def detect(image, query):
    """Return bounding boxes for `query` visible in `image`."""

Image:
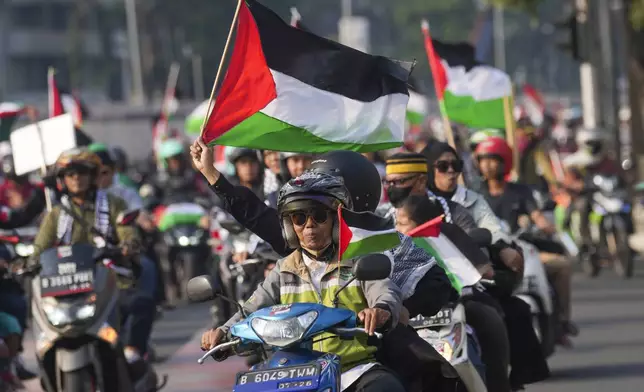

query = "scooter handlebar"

[197,339,241,364]
[331,327,383,339]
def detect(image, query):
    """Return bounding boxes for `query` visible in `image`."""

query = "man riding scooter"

[29,149,156,367]
[475,136,579,346]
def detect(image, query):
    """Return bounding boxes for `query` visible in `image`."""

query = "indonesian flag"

[337,207,401,261]
[202,0,412,153]
[61,92,84,128]
[48,69,64,118]
[422,20,512,129]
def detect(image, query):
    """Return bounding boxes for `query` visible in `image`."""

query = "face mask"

[387,186,413,207]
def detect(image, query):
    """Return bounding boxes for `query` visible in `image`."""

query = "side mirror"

[468,228,492,248]
[187,275,219,303]
[116,209,140,226]
[219,219,245,235]
[352,253,392,281]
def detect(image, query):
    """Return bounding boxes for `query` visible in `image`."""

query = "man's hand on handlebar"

[358,307,391,336]
[201,328,227,351]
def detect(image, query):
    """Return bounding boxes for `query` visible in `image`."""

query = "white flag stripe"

[348,226,398,243]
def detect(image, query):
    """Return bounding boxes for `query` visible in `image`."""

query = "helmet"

[282,152,313,160]
[111,147,128,171]
[277,171,351,249]
[88,143,114,167]
[575,128,605,155]
[469,129,505,150]
[228,148,260,164]
[55,149,102,177]
[309,151,381,212]
[158,139,185,160]
[1,155,16,178]
[475,137,513,177]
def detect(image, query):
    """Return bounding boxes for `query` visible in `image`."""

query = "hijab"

[425,142,460,200]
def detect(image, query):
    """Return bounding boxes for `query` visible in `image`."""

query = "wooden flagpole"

[421,20,463,185]
[503,91,520,180]
[199,0,244,137]
[421,19,457,150]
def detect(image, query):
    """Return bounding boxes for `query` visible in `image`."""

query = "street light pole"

[493,6,506,71]
[342,0,352,17]
[124,0,145,106]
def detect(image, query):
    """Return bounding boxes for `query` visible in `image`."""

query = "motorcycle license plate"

[236,364,319,387]
[410,308,453,328]
[40,269,94,297]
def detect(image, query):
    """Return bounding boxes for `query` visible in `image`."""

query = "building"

[0,0,127,103]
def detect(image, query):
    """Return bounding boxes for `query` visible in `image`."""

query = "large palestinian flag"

[422,20,512,129]
[338,207,401,261]
[202,0,413,153]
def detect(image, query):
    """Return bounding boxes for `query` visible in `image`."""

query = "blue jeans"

[118,256,158,355]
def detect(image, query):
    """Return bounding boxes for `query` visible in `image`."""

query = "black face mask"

[387,186,413,207]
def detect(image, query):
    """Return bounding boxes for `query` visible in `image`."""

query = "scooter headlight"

[41,296,97,327]
[250,311,318,347]
[15,243,35,257]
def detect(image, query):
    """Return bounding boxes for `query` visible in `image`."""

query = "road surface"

[23,265,644,391]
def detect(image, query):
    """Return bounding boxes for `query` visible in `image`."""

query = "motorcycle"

[186,254,391,392]
[554,174,634,278]
[29,208,166,392]
[406,228,490,392]
[158,202,211,299]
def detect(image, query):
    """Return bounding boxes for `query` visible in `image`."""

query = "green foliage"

[489,0,541,15]
[631,0,644,29]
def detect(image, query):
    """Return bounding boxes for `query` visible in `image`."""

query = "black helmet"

[111,147,128,171]
[1,155,15,178]
[228,148,260,164]
[309,151,381,212]
[277,171,351,249]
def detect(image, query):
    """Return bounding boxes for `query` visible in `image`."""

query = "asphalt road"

[22,264,644,391]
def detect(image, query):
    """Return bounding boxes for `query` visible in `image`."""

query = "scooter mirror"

[219,219,245,235]
[187,275,219,302]
[116,209,140,226]
[352,254,392,281]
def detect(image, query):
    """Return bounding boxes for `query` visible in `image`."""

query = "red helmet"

[475,136,513,177]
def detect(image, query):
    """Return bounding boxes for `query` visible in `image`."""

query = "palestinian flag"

[48,68,64,118]
[155,203,207,232]
[421,20,512,129]
[203,0,413,153]
[407,89,428,126]
[0,103,25,142]
[338,207,401,261]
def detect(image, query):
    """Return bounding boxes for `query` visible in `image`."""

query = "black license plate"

[41,270,94,297]
[410,308,453,328]
[236,364,319,386]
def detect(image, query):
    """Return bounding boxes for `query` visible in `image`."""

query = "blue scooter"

[186,254,392,392]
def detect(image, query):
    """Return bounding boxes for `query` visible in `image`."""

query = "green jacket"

[221,249,401,372]
[31,194,138,264]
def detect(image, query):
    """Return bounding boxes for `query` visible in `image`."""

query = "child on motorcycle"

[201,172,406,392]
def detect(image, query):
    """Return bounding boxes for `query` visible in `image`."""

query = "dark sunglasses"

[289,208,331,226]
[434,160,464,174]
[383,174,420,188]
[63,167,91,177]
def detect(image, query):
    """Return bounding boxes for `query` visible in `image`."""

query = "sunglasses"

[383,175,420,188]
[289,208,331,226]
[63,167,90,177]
[434,160,464,174]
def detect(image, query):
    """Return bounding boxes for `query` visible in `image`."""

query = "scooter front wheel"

[62,367,96,392]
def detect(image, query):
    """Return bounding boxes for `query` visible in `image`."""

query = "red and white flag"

[48,68,64,118]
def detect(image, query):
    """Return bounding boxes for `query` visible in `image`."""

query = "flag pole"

[155,62,181,171]
[421,20,463,185]
[421,19,456,150]
[33,74,54,211]
[199,0,244,137]
[503,91,520,180]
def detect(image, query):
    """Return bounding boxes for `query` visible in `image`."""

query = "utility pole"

[124,0,145,106]
[576,0,600,128]
[493,6,506,71]
[0,0,10,99]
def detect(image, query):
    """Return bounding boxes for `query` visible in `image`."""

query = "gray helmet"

[278,172,352,249]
